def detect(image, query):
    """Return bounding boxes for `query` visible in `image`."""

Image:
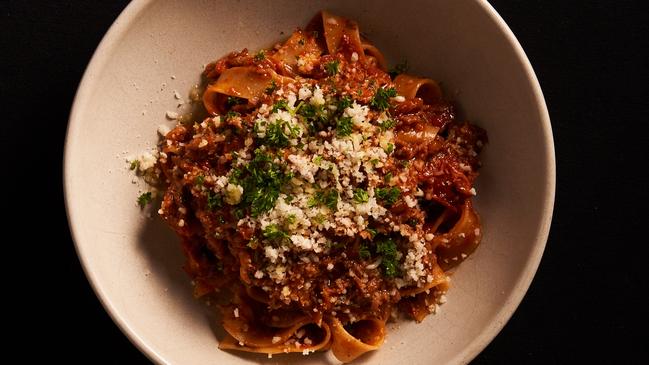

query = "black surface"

[3,1,646,363]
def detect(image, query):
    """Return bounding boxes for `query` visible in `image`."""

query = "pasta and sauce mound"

[150,11,487,362]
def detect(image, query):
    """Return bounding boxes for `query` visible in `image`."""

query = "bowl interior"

[65,0,554,364]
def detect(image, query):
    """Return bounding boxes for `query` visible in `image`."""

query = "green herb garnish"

[376,238,399,277]
[324,60,340,76]
[308,189,339,211]
[336,116,353,137]
[359,244,371,260]
[137,192,152,208]
[254,50,266,61]
[370,87,397,111]
[265,80,277,95]
[207,192,222,211]
[378,118,397,131]
[353,188,369,203]
[375,187,400,206]
[194,175,205,186]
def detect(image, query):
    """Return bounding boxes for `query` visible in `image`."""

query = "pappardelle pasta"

[151,11,487,362]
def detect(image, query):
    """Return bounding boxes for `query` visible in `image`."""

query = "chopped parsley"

[385,143,394,154]
[308,189,339,211]
[207,192,222,211]
[237,150,293,217]
[359,244,371,260]
[336,116,353,137]
[194,175,205,186]
[384,172,393,183]
[260,119,300,148]
[376,238,399,277]
[376,187,401,206]
[262,224,290,244]
[388,60,409,78]
[265,80,277,95]
[298,103,330,131]
[378,118,397,131]
[271,99,288,113]
[129,160,139,170]
[137,192,152,208]
[324,60,340,76]
[254,50,266,61]
[370,87,397,111]
[225,110,240,120]
[353,188,369,203]
[337,95,352,110]
[286,214,297,225]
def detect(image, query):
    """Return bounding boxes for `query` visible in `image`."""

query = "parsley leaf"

[385,143,394,154]
[137,192,152,208]
[262,224,290,244]
[370,87,397,111]
[260,119,300,148]
[271,99,288,114]
[378,118,397,131]
[298,103,331,131]
[353,188,369,203]
[337,96,352,110]
[254,50,266,61]
[359,244,371,260]
[336,116,353,137]
[237,150,293,217]
[308,189,339,211]
[376,238,399,277]
[194,175,205,186]
[207,192,222,211]
[375,187,401,206]
[324,60,340,76]
[265,80,277,95]
[225,110,240,120]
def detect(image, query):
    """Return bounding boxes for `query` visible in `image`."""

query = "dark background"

[2,0,646,363]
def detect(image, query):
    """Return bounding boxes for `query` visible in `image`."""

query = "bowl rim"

[64,0,555,363]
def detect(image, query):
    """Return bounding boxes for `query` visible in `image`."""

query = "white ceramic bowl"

[65,0,555,364]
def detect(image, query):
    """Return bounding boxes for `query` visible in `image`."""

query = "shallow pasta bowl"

[64,0,555,364]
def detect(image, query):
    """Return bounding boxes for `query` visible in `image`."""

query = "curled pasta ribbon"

[202,66,294,115]
[219,293,331,354]
[398,263,450,322]
[393,74,443,104]
[320,11,365,58]
[329,316,386,363]
[270,30,324,76]
[361,43,388,71]
[219,323,332,355]
[434,200,482,270]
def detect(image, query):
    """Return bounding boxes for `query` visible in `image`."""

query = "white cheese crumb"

[326,263,334,271]
[469,187,477,196]
[254,270,264,279]
[351,52,359,62]
[233,308,239,318]
[223,184,243,205]
[157,124,171,137]
[272,336,282,344]
[393,95,406,102]
[298,86,313,100]
[310,86,325,105]
[198,139,208,148]
[178,219,185,227]
[165,111,178,120]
